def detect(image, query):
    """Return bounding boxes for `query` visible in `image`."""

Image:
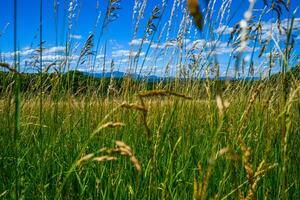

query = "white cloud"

[215,25,234,35]
[213,18,300,41]
[20,48,36,56]
[281,18,300,31]
[150,43,164,49]
[252,18,300,41]
[70,34,82,40]
[150,40,178,49]
[44,46,66,54]
[2,49,35,57]
[183,39,192,44]
[112,50,130,57]
[164,40,177,48]
[129,38,150,46]
[42,55,70,61]
[147,39,190,50]
[110,39,124,50]
[112,49,145,58]
[185,38,255,56]
[2,46,66,58]
[186,39,206,49]
[37,55,79,62]
[96,54,105,59]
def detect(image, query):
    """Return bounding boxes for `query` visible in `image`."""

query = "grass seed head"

[187,0,203,30]
[93,156,118,162]
[130,156,141,172]
[77,153,95,165]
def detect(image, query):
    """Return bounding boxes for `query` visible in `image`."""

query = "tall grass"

[13,0,20,199]
[0,0,299,199]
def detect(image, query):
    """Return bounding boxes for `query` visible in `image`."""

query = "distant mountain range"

[1,64,298,82]
[81,70,262,81]
[82,71,166,82]
[80,64,300,81]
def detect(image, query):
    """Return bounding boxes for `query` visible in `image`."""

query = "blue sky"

[0,0,299,77]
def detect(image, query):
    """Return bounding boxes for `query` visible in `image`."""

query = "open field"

[0,80,299,199]
[1,0,300,199]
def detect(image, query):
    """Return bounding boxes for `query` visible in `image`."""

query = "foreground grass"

[0,81,299,199]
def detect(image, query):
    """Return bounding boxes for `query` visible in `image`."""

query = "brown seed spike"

[0,62,17,73]
[187,0,203,30]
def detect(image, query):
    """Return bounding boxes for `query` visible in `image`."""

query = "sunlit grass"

[0,83,299,199]
[0,0,299,199]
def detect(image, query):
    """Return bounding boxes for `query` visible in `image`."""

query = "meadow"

[0,0,299,199]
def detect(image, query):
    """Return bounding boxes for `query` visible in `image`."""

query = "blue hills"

[81,70,261,81]
[82,71,165,82]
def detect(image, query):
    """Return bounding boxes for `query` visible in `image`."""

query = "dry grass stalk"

[94,122,125,134]
[152,109,167,167]
[238,83,264,134]
[93,156,117,162]
[262,91,273,111]
[0,62,10,68]
[239,138,254,196]
[194,162,203,200]
[77,153,95,166]
[114,146,132,156]
[77,140,141,172]
[216,95,230,118]
[121,102,148,112]
[215,147,230,160]
[43,62,56,73]
[214,193,219,200]
[201,165,213,200]
[100,122,125,129]
[138,97,152,138]
[120,100,151,138]
[245,160,265,199]
[187,0,203,30]
[114,140,141,172]
[129,156,141,172]
[77,154,117,166]
[221,162,278,200]
[194,176,199,200]
[0,62,17,73]
[243,161,279,200]
[238,137,277,200]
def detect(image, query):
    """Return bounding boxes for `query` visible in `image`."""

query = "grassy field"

[0,0,300,199]
[0,79,299,199]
